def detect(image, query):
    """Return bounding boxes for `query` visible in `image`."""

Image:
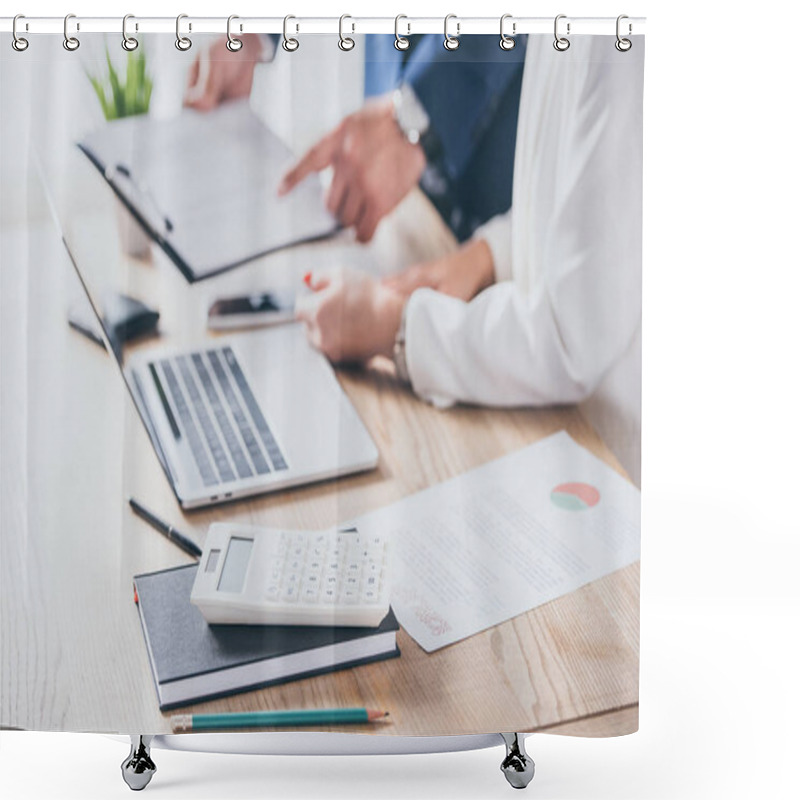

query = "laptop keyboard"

[153,346,288,487]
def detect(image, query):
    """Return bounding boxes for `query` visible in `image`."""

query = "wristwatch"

[392,301,411,385]
[392,83,442,165]
[392,83,430,146]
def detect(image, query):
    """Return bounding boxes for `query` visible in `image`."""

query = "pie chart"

[550,482,601,511]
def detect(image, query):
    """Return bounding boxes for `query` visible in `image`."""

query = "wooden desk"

[0,185,638,737]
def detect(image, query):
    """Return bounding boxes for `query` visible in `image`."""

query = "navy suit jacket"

[365,35,526,241]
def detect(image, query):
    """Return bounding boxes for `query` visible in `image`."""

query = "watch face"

[393,85,430,144]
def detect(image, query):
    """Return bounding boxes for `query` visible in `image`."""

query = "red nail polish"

[303,272,312,287]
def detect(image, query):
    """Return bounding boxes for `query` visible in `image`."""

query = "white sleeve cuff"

[473,212,513,283]
[404,289,460,409]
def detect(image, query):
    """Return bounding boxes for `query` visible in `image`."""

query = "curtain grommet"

[122,14,138,51]
[499,14,516,51]
[615,15,632,51]
[63,14,80,51]
[282,15,299,52]
[338,14,355,51]
[12,14,29,51]
[226,15,243,52]
[444,14,460,51]
[394,15,410,51]
[553,14,570,52]
[176,14,192,51]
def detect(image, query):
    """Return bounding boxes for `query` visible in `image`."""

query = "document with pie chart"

[356,431,641,652]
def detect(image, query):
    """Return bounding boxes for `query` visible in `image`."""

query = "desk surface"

[0,186,639,737]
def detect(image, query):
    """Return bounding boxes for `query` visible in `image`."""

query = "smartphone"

[207,291,296,331]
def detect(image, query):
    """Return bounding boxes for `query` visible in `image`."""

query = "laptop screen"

[34,148,135,372]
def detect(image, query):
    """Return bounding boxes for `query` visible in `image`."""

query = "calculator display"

[217,537,254,593]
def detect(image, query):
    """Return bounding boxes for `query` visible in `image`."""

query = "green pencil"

[171,708,390,732]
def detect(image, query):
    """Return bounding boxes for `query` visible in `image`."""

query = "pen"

[171,708,390,732]
[128,497,202,559]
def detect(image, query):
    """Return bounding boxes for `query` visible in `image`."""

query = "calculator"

[190,523,391,628]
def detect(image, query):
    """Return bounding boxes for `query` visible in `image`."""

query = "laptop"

[38,159,379,510]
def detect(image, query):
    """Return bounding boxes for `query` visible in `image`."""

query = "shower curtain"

[0,23,643,742]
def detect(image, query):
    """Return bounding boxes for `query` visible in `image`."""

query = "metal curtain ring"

[443,14,460,51]
[338,14,355,51]
[282,15,299,52]
[12,14,29,51]
[394,15,410,51]
[176,14,192,51]
[499,14,516,51]
[63,14,80,51]
[122,14,138,51]
[226,15,243,52]
[615,14,632,51]
[553,14,570,51]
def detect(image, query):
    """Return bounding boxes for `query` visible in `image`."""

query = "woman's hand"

[381,238,496,301]
[295,267,405,364]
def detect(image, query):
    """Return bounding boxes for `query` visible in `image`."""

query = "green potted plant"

[88,47,153,121]
[88,47,154,257]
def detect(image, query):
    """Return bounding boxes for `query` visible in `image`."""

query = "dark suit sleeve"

[402,35,527,181]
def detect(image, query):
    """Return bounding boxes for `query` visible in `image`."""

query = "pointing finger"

[279,127,342,196]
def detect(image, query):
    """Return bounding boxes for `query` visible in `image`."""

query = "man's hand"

[184,34,263,111]
[279,100,426,243]
[382,238,496,302]
[295,267,405,364]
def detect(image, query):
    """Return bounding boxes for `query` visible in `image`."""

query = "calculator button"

[363,589,379,603]
[342,587,359,604]
[285,572,300,588]
[281,585,299,602]
[302,586,318,602]
[264,584,280,601]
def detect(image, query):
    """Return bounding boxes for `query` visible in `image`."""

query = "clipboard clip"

[106,163,174,237]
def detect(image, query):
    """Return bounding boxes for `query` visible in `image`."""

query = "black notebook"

[133,564,400,710]
[78,101,338,282]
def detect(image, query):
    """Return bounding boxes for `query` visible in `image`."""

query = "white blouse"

[404,34,644,408]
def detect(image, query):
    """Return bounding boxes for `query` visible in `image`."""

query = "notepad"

[133,564,400,710]
[78,101,338,282]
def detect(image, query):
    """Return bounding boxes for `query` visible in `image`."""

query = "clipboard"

[77,101,339,282]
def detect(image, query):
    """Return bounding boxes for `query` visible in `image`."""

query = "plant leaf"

[106,48,125,119]
[87,73,112,120]
[125,52,137,115]
[88,42,151,120]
